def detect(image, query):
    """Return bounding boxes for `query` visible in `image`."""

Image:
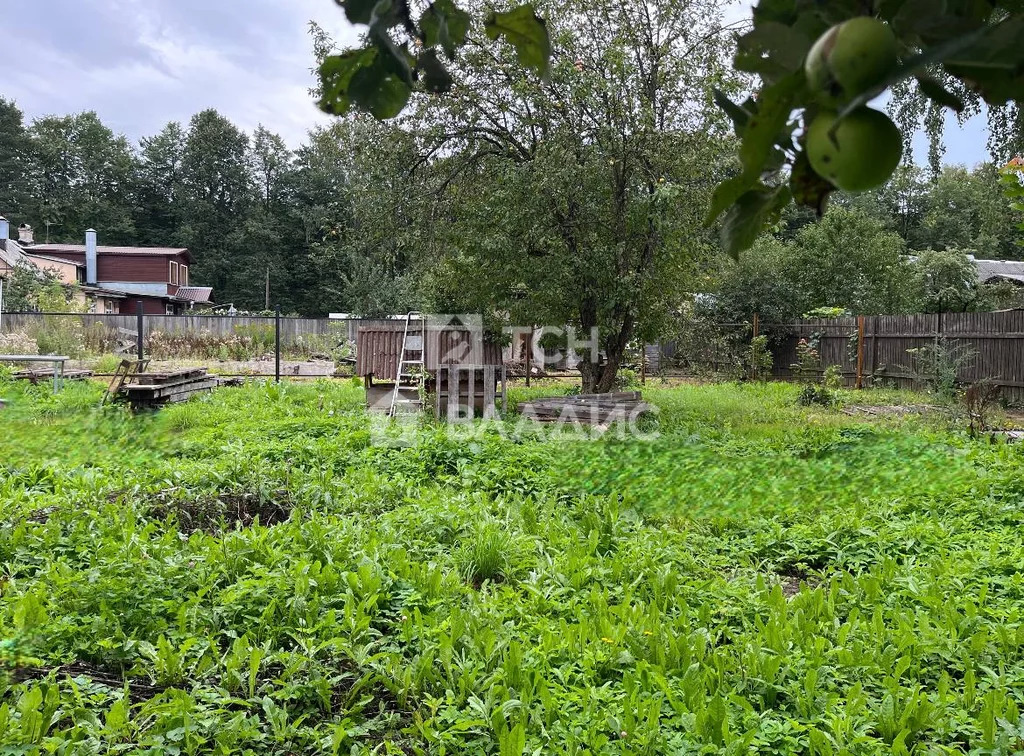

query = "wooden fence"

[654,311,1024,403]
[0,313,399,346]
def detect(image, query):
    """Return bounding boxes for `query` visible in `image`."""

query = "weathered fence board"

[656,311,1024,403]
[0,313,384,346]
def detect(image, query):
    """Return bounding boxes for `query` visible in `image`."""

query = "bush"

[798,383,837,407]
[0,332,38,355]
[747,335,774,381]
[612,368,641,391]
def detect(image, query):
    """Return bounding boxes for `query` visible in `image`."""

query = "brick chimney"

[17,224,33,245]
[85,229,97,285]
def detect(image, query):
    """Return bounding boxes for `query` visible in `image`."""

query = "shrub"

[747,335,774,381]
[906,338,975,400]
[0,331,38,355]
[798,383,837,407]
[612,368,641,391]
[790,337,822,382]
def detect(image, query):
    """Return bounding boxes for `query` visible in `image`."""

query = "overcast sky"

[3,0,992,167]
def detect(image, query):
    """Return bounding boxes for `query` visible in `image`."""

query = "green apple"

[805,17,899,103]
[805,108,903,192]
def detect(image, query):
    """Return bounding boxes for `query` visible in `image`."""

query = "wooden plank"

[447,365,459,422]
[483,366,496,419]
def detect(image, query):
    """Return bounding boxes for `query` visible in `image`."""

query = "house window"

[169,261,179,285]
[104,300,116,314]
[180,265,188,286]
[165,303,175,315]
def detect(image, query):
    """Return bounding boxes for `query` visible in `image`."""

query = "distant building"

[0,217,212,314]
[968,255,1024,286]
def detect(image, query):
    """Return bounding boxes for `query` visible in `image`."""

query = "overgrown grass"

[2,377,1023,754]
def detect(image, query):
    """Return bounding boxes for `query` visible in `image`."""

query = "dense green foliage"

[3,380,1024,753]
[0,100,414,317]
[708,1,1024,253]
[704,165,1024,324]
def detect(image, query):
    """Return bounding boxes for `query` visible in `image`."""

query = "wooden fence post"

[871,315,879,386]
[855,315,865,389]
[525,327,533,387]
[136,301,144,360]
[447,365,460,423]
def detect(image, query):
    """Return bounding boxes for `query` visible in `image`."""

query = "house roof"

[356,323,503,378]
[0,239,34,270]
[25,253,85,268]
[27,243,191,260]
[176,286,213,303]
[969,256,1024,285]
[80,285,126,299]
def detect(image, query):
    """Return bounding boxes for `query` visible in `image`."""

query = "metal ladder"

[388,312,426,417]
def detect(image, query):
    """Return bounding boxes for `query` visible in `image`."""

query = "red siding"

[118,297,175,315]
[27,250,189,286]
[98,255,169,283]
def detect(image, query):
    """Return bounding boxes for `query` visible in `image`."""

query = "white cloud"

[4,0,360,148]
[4,0,993,166]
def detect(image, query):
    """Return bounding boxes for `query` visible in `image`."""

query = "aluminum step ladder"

[388,312,426,417]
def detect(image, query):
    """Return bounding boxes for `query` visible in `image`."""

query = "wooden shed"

[356,321,507,418]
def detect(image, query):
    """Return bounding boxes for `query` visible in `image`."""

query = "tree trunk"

[578,310,635,394]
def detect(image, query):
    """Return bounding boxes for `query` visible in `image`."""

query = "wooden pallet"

[519,391,651,425]
[15,368,93,382]
[115,366,218,410]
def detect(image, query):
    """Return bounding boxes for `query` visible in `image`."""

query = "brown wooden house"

[27,229,211,314]
[356,321,507,418]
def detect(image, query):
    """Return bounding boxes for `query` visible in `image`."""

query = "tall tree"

[0,98,35,226]
[135,122,185,247]
[26,112,136,243]
[400,0,738,391]
[179,109,252,303]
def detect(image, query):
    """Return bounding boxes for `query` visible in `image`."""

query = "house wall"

[25,257,81,286]
[118,297,173,315]
[28,250,188,288]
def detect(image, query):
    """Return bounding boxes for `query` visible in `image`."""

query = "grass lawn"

[1,377,1023,754]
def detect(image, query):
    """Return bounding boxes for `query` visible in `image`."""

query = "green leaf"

[738,75,800,181]
[915,75,965,112]
[350,59,413,119]
[713,89,754,138]
[720,184,791,257]
[318,44,413,120]
[944,16,1024,104]
[421,0,471,58]
[484,4,551,78]
[318,47,379,116]
[734,21,812,80]
[705,174,754,226]
[339,0,379,25]
[418,50,454,93]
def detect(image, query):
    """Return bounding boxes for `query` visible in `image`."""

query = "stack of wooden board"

[120,367,218,409]
[518,391,650,425]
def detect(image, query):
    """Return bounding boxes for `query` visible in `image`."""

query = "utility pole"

[265,267,270,311]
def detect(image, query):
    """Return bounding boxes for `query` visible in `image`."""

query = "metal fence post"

[136,301,144,360]
[275,306,281,383]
